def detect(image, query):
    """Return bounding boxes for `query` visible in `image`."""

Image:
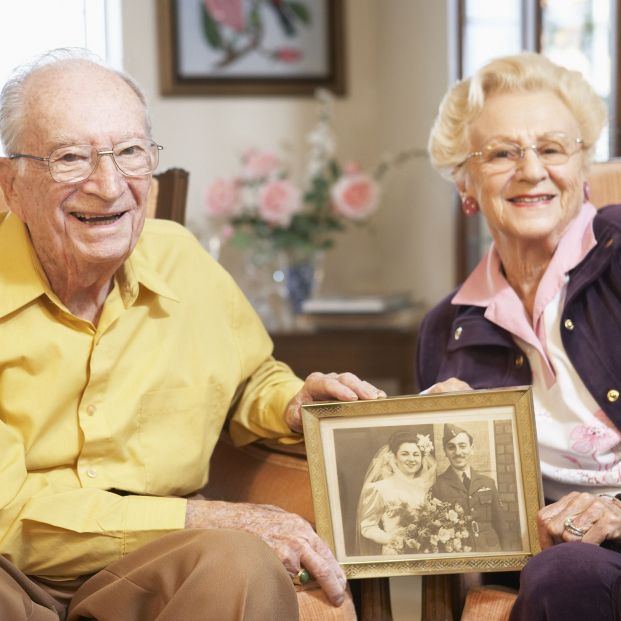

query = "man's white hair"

[0,47,152,154]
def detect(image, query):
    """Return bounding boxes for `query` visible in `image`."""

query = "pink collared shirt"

[452,203,621,500]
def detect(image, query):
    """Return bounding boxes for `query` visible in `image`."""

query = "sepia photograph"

[302,387,544,579]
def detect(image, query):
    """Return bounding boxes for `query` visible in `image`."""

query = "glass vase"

[241,242,291,331]
[240,244,325,330]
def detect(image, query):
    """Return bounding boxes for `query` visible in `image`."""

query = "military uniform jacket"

[431,467,507,552]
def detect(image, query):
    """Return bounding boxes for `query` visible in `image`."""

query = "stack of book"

[298,293,424,328]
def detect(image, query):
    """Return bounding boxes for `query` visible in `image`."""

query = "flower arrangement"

[204,90,417,259]
[389,497,473,555]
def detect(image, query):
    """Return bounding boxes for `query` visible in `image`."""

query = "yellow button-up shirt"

[0,212,303,578]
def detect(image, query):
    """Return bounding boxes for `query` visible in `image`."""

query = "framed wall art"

[302,386,544,579]
[158,0,346,96]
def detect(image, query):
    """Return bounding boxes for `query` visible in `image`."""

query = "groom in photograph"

[431,424,508,552]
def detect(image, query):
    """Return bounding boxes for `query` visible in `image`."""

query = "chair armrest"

[460,585,517,621]
[202,433,315,523]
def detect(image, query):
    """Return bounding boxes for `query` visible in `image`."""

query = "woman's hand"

[537,492,621,549]
[420,377,473,395]
[285,372,386,432]
[186,499,347,606]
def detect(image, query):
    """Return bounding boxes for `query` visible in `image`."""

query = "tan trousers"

[0,529,299,621]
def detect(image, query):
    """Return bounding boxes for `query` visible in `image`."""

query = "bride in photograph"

[357,430,436,555]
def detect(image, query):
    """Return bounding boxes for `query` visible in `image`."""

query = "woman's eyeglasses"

[462,133,583,173]
[9,138,163,183]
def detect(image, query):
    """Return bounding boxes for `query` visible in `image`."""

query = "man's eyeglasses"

[9,139,163,183]
[462,133,583,173]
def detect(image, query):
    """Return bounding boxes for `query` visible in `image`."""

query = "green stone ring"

[293,568,312,585]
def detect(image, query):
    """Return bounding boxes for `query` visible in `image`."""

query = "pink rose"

[203,0,245,32]
[204,177,240,218]
[331,173,380,221]
[258,179,302,227]
[242,149,280,180]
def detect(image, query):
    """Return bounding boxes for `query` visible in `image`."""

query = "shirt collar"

[119,233,180,305]
[452,202,598,308]
[451,466,472,480]
[450,203,597,387]
[0,213,179,320]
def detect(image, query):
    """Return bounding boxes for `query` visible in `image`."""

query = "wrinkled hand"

[537,491,621,549]
[185,499,347,606]
[420,377,473,395]
[285,371,386,432]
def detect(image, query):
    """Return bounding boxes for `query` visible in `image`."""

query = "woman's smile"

[507,193,556,207]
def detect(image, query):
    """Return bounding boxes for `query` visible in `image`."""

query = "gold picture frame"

[158,0,346,96]
[302,386,543,579]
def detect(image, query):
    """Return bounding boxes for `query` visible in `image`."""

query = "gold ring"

[292,568,312,585]
[563,516,588,538]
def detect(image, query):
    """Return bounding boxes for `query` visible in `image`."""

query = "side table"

[270,325,419,395]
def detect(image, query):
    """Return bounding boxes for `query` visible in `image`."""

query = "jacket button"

[514,354,524,368]
[564,319,575,331]
[607,389,620,403]
[454,326,463,340]
[604,238,614,248]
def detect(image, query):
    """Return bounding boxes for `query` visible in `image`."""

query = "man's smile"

[70,210,128,224]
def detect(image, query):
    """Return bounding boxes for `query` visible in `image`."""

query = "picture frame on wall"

[302,387,544,579]
[157,0,346,96]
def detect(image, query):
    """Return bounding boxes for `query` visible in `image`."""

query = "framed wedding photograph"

[158,0,346,96]
[302,386,544,579]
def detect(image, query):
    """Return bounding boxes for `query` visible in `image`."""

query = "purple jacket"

[416,204,621,431]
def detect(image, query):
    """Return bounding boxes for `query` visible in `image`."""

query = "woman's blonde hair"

[428,52,607,179]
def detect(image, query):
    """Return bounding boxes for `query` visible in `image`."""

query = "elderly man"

[431,424,508,552]
[0,48,385,621]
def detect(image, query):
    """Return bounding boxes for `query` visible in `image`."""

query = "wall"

[122,0,455,307]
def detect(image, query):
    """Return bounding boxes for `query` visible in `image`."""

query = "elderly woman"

[357,430,436,555]
[419,52,621,620]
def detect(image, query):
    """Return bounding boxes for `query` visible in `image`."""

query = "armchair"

[151,167,189,223]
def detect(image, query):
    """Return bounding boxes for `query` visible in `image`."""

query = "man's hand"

[537,491,621,549]
[285,371,386,432]
[185,499,347,606]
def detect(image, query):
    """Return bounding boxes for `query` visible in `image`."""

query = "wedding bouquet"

[389,497,473,554]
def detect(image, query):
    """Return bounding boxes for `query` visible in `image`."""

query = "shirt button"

[86,404,96,416]
[514,354,524,368]
[454,326,463,340]
[86,469,97,478]
[564,319,575,331]
[607,389,620,403]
